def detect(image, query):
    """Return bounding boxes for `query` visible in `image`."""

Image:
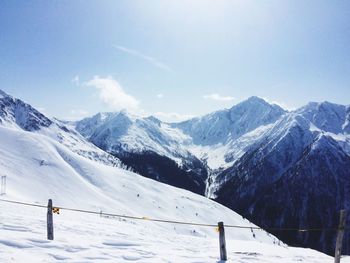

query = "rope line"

[0,198,348,232]
[0,198,47,208]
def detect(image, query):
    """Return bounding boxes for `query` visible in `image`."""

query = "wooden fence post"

[218,222,227,261]
[334,210,347,263]
[47,199,54,240]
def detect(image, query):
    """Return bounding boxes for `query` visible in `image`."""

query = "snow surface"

[0,91,123,169]
[0,125,343,262]
[1,201,345,263]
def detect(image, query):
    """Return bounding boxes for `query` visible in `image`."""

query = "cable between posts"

[0,198,348,232]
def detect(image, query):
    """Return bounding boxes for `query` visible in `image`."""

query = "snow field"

[1,202,345,263]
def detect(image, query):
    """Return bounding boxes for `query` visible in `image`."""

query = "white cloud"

[156,94,164,99]
[85,76,139,111]
[72,75,80,86]
[113,45,174,73]
[203,93,235,101]
[153,112,195,123]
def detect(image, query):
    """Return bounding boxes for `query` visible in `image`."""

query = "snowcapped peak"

[118,109,134,118]
[229,96,266,111]
[96,112,114,121]
[76,110,144,137]
[228,97,286,122]
[302,101,319,110]
[302,100,344,112]
[0,91,53,131]
[297,100,347,134]
[243,96,269,105]
[174,96,286,146]
[117,109,146,122]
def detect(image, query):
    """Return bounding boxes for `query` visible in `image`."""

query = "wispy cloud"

[156,93,164,99]
[153,112,195,123]
[203,93,235,101]
[113,45,174,73]
[84,76,139,112]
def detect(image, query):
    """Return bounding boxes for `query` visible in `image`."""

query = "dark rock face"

[116,151,207,195]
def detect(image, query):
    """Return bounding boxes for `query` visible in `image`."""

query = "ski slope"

[0,125,347,262]
[1,201,343,263]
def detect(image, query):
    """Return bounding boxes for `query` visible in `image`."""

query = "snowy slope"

[0,124,269,233]
[0,90,343,262]
[76,110,192,165]
[2,90,350,260]
[0,90,269,237]
[1,202,345,262]
[75,111,209,195]
[0,123,343,262]
[0,90,122,168]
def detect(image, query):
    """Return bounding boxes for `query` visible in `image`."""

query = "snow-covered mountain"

[74,95,350,256]
[213,102,350,256]
[1,90,337,262]
[2,89,348,257]
[0,89,52,131]
[74,96,286,195]
[0,125,340,263]
[76,110,191,160]
[297,101,349,134]
[174,96,286,146]
[0,89,122,168]
[76,110,208,195]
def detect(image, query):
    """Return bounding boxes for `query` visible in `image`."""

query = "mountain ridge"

[73,94,349,255]
[1,88,349,256]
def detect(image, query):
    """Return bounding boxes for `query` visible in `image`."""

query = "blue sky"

[1,0,349,121]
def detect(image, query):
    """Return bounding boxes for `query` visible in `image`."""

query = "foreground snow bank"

[0,202,344,263]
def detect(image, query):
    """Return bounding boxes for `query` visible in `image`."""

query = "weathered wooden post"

[334,210,347,263]
[47,199,54,240]
[218,222,227,261]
